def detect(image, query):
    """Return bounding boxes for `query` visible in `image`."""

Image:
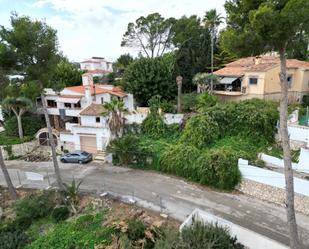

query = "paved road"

[2,159,309,248]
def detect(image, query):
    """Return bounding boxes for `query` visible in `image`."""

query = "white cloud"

[33,0,226,62]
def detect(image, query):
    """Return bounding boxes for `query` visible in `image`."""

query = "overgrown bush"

[197,148,242,190]
[4,115,45,137]
[51,206,70,222]
[127,219,147,242]
[0,230,29,249]
[159,143,200,179]
[8,192,55,231]
[26,213,114,249]
[180,114,219,149]
[197,92,218,112]
[181,221,244,249]
[207,99,278,141]
[182,93,198,113]
[108,135,149,167]
[160,100,176,114]
[141,112,167,138]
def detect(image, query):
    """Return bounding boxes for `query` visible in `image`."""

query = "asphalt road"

[2,159,309,248]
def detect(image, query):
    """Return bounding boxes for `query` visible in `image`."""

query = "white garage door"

[80,136,97,154]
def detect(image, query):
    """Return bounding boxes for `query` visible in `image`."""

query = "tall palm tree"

[204,9,224,93]
[102,99,128,139]
[2,97,32,139]
[0,147,17,200]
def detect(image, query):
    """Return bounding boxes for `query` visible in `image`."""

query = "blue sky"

[0,0,226,62]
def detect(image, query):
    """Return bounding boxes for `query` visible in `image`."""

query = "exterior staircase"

[94,150,106,162]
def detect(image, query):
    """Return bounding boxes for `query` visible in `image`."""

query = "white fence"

[180,208,288,249]
[260,148,309,174]
[125,113,184,125]
[288,124,309,147]
[238,159,309,197]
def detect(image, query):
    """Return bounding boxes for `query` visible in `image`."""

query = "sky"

[0,0,226,62]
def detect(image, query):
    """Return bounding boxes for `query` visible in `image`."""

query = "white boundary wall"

[260,148,309,174]
[239,159,309,197]
[180,208,288,249]
[288,124,309,147]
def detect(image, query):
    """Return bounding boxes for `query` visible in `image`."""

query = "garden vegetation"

[108,95,279,191]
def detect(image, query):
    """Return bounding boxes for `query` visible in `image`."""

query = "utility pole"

[41,94,65,191]
[176,76,183,113]
[0,147,18,200]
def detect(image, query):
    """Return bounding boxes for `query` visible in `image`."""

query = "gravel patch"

[238,180,309,216]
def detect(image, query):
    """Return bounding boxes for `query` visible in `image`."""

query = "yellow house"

[212,56,309,103]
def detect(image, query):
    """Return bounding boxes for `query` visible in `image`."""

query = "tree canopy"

[122,53,177,106]
[121,13,175,58]
[172,15,212,92]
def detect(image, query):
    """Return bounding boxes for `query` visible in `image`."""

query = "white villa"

[39,73,134,153]
[80,57,113,77]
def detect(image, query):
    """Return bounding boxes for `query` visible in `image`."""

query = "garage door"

[80,136,97,154]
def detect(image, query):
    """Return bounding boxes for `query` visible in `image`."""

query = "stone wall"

[238,180,309,216]
[0,140,39,160]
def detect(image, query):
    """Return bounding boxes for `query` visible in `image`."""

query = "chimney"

[85,85,92,105]
[254,56,261,65]
[82,73,94,86]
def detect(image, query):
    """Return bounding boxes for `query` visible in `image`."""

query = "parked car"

[60,151,92,164]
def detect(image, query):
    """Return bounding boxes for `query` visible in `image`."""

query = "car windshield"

[81,152,89,156]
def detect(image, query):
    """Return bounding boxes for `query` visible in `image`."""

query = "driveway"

[2,159,309,248]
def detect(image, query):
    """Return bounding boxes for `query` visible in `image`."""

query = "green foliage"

[160,100,176,114]
[50,60,84,90]
[172,15,212,92]
[127,219,147,242]
[107,135,141,166]
[197,92,218,111]
[51,206,70,222]
[141,113,167,138]
[115,53,134,75]
[0,230,29,249]
[207,99,278,141]
[4,115,45,137]
[122,54,177,106]
[180,114,219,149]
[197,148,242,190]
[181,221,244,249]
[3,145,15,160]
[159,143,200,179]
[182,93,198,113]
[0,133,32,145]
[121,13,175,58]
[0,13,61,85]
[26,213,114,249]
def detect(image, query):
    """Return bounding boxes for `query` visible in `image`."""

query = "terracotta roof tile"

[214,66,247,77]
[64,85,127,97]
[79,103,106,116]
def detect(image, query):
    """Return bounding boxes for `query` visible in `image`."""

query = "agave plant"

[63,178,82,214]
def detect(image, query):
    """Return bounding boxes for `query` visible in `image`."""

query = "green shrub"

[180,221,244,249]
[26,213,114,249]
[0,133,32,145]
[197,92,218,112]
[10,192,55,230]
[159,143,200,179]
[180,114,219,149]
[0,230,29,249]
[127,219,146,242]
[107,134,148,166]
[51,206,70,222]
[160,100,176,114]
[197,148,242,190]
[141,112,167,138]
[207,99,278,141]
[182,93,198,113]
[4,115,45,137]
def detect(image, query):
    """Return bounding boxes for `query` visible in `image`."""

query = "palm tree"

[204,9,224,93]
[2,97,32,139]
[0,147,17,200]
[102,99,128,139]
